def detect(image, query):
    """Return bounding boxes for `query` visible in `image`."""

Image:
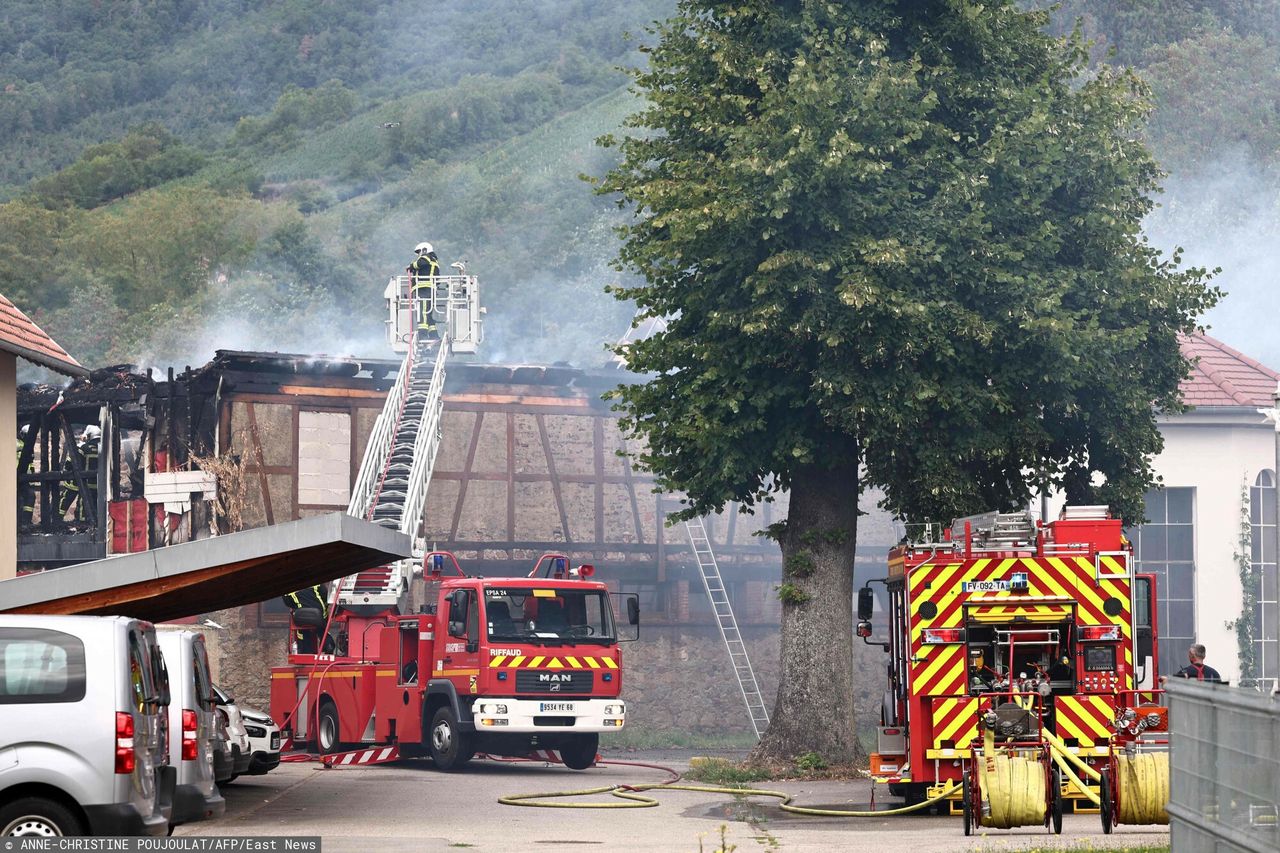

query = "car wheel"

[317,702,341,755]
[558,734,599,770]
[429,706,472,771]
[0,797,83,837]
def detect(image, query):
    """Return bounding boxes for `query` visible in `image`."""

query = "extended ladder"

[337,274,482,611]
[684,516,770,739]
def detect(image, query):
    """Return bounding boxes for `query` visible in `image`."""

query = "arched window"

[1251,470,1277,681]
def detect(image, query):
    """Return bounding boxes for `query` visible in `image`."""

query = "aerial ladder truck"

[271,268,639,770]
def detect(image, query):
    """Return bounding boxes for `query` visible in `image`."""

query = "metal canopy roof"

[0,513,409,622]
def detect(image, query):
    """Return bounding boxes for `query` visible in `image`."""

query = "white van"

[0,615,170,836]
[156,631,225,824]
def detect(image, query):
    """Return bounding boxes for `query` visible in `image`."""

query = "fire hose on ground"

[496,757,960,815]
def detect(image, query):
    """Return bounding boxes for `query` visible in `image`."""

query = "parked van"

[0,615,170,836]
[156,631,224,825]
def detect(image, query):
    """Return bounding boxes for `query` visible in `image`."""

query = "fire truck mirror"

[627,596,640,626]
[857,587,875,621]
[447,591,467,638]
[856,620,873,639]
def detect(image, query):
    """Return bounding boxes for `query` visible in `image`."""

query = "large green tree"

[598,0,1218,763]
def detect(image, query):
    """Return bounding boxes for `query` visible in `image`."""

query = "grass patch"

[683,757,775,787]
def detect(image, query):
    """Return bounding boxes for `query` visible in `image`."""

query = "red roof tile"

[0,293,85,376]
[1179,332,1280,407]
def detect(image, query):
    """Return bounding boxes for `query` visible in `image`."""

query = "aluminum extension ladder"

[684,516,770,739]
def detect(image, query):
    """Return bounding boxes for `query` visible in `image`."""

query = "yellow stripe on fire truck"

[488,655,617,669]
[1054,695,1116,748]
[929,697,979,754]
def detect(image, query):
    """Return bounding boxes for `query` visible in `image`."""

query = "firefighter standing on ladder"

[408,241,442,343]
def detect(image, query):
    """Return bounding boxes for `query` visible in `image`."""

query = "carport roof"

[0,513,409,622]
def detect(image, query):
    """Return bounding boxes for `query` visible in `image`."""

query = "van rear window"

[0,628,87,704]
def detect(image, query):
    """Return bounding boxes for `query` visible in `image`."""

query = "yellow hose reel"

[1101,750,1170,832]
[963,727,1063,836]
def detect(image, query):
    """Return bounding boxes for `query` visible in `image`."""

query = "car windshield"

[484,587,615,643]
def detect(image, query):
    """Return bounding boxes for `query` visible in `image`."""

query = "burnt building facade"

[17,350,900,737]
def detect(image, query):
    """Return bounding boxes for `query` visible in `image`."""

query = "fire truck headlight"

[479,703,509,715]
[604,704,624,716]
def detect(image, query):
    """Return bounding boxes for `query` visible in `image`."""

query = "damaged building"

[17,350,899,736]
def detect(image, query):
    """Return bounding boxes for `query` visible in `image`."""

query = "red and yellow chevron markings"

[929,697,978,756]
[488,654,617,669]
[1055,695,1115,747]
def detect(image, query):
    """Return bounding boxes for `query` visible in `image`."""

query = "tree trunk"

[752,461,863,765]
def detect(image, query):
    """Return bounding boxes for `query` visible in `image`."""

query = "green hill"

[4,0,1280,373]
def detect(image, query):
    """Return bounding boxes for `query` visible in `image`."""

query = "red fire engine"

[859,506,1160,809]
[271,552,640,770]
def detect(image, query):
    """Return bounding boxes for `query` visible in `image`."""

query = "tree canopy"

[599,0,1218,761]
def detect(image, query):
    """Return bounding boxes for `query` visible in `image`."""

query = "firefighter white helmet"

[414,242,433,254]
[82,425,101,442]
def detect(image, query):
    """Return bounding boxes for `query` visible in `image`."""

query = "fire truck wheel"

[1099,769,1114,834]
[1051,769,1063,834]
[429,707,473,771]
[559,734,599,771]
[961,776,972,836]
[317,702,341,755]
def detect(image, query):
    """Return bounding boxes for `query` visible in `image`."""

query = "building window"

[1251,470,1278,681]
[1126,488,1195,675]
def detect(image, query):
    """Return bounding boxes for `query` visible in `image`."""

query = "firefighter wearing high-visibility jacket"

[408,241,442,342]
[281,583,329,654]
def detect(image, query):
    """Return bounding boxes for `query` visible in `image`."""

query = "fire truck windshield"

[483,588,615,644]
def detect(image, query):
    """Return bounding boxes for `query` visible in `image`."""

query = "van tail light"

[182,709,199,761]
[115,712,136,774]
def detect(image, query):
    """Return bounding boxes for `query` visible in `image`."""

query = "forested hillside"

[2,0,1279,372]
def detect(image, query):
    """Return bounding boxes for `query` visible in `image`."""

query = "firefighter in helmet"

[408,241,442,342]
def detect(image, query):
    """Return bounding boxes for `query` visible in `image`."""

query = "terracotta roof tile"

[1179,332,1280,408]
[0,293,84,376]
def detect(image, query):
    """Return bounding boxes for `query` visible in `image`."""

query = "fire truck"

[270,268,639,769]
[859,506,1159,809]
[271,551,639,770]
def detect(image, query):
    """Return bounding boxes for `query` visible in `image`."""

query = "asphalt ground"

[176,750,1170,852]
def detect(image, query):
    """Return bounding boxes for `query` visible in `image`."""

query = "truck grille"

[515,670,594,694]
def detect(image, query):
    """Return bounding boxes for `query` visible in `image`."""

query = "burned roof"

[18,364,155,414]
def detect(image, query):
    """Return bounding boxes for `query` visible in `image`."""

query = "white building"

[1127,332,1280,685]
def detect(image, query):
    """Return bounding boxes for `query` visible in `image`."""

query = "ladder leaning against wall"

[684,516,771,739]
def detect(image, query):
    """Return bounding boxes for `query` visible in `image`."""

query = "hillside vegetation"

[2,0,1278,372]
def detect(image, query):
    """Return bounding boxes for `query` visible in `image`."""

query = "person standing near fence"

[1161,643,1222,683]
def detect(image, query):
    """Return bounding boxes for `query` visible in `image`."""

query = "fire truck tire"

[317,702,341,755]
[961,777,972,836]
[1099,769,1114,834]
[559,734,599,771]
[1051,769,1063,834]
[429,707,473,771]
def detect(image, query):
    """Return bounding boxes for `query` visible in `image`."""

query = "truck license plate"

[539,702,574,713]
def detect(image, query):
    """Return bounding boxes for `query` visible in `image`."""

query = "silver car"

[212,686,252,782]
[156,631,225,825]
[0,615,170,836]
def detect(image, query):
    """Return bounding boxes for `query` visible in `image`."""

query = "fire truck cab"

[271,553,639,771]
[860,506,1159,808]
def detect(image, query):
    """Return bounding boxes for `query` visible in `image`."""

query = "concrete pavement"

[177,752,1170,852]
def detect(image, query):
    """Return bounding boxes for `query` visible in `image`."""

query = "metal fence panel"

[1167,680,1280,852]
